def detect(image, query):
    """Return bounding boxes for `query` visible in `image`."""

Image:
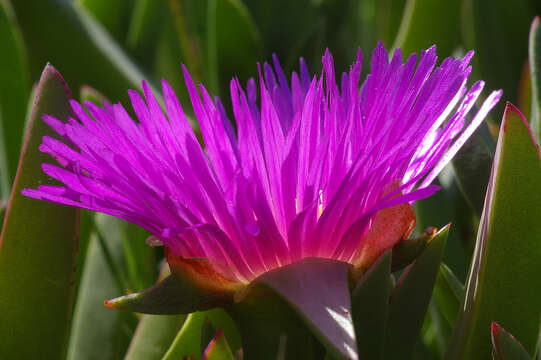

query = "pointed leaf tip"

[491,322,532,360]
[502,103,541,156]
[39,64,72,99]
[0,64,79,359]
[447,100,541,359]
[104,253,239,314]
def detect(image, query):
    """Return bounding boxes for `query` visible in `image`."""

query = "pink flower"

[23,43,502,282]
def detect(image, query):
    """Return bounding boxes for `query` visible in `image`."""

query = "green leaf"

[11,0,156,106]
[392,0,460,57]
[125,265,186,360]
[0,64,79,359]
[239,258,356,360]
[227,286,322,360]
[104,258,237,314]
[452,121,496,216]
[383,225,449,360]
[202,330,235,360]
[162,309,241,360]
[351,251,392,360]
[162,312,207,360]
[492,322,532,360]
[446,103,541,359]
[124,313,185,360]
[391,227,434,272]
[433,264,464,327]
[529,17,541,143]
[0,0,30,196]
[67,214,137,360]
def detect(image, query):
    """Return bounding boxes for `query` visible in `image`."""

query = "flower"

[22,42,501,283]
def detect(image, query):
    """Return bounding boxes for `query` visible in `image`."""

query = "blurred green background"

[1,0,541,359]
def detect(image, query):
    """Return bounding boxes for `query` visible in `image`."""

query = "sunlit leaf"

[202,330,235,360]
[446,104,541,359]
[0,64,79,359]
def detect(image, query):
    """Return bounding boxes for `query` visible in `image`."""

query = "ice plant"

[22,43,501,284]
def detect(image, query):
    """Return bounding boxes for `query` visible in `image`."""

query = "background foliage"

[0,0,540,359]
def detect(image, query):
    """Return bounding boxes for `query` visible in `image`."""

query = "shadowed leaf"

[433,264,464,327]
[351,251,392,360]
[383,225,449,359]
[492,322,532,360]
[240,258,356,360]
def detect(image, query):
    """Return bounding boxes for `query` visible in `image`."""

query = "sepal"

[105,250,242,314]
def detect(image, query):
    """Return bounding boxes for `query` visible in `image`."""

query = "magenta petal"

[23,44,501,281]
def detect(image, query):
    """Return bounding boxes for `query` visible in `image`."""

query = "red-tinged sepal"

[353,200,416,273]
[105,249,242,314]
[491,322,532,360]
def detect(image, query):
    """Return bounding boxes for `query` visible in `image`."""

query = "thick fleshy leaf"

[105,253,239,314]
[351,251,392,360]
[202,330,235,360]
[392,0,460,57]
[238,258,356,360]
[433,264,464,327]
[67,214,135,360]
[124,264,185,360]
[11,0,156,105]
[162,312,208,360]
[227,286,323,360]
[162,309,242,360]
[452,121,496,215]
[0,64,79,359]
[0,1,30,196]
[383,225,449,359]
[391,227,435,272]
[492,322,532,360]
[529,17,541,143]
[446,104,541,359]
[124,313,185,360]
